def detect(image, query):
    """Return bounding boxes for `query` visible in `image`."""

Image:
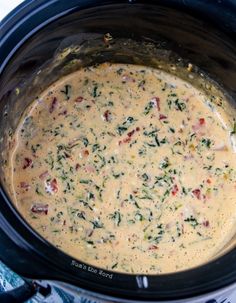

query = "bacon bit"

[49,97,57,113]
[199,118,205,125]
[192,189,201,200]
[75,96,84,103]
[203,220,209,227]
[206,179,212,184]
[31,203,48,215]
[63,220,66,226]
[150,97,160,111]
[159,114,167,120]
[75,163,81,171]
[20,182,30,189]
[39,171,49,180]
[122,75,135,83]
[171,184,179,196]
[148,245,158,250]
[58,110,67,116]
[103,110,112,122]
[23,158,32,169]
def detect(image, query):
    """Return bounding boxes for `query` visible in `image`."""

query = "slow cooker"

[0,0,236,302]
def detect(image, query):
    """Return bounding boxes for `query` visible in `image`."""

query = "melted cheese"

[8,63,236,274]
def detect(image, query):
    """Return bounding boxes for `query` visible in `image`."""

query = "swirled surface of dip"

[9,63,236,273]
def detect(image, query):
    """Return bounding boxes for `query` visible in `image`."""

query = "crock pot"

[1,1,236,302]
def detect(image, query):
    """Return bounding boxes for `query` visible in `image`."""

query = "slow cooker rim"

[1,0,236,301]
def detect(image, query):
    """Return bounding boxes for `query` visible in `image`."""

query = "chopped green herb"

[91,219,104,229]
[60,84,72,100]
[79,179,92,184]
[111,262,118,269]
[231,122,236,135]
[159,157,170,169]
[109,211,121,226]
[201,138,212,148]
[184,216,199,228]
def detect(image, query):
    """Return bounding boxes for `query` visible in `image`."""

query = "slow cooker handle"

[0,281,38,303]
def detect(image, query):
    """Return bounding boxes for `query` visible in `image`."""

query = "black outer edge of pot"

[1,0,236,301]
[1,0,236,71]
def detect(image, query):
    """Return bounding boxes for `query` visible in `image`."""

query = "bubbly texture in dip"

[9,63,236,274]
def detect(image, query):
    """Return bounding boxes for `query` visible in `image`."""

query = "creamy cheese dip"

[8,63,236,274]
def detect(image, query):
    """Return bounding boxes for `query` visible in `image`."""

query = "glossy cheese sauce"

[8,63,236,274]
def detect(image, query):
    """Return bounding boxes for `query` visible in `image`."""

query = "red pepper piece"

[171,184,179,196]
[192,188,201,200]
[122,75,135,83]
[148,245,158,250]
[122,137,131,144]
[23,158,32,169]
[50,178,58,193]
[20,182,30,189]
[192,118,206,132]
[150,97,160,111]
[119,127,140,145]
[199,118,205,125]
[31,203,48,215]
[127,129,135,137]
[103,110,112,122]
[75,96,84,103]
[159,114,167,120]
[203,220,209,227]
[49,97,58,113]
